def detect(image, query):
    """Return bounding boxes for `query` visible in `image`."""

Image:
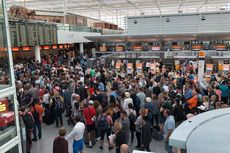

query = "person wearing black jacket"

[141,116,152,152]
[114,121,126,153]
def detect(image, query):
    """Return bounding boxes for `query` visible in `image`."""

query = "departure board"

[9,21,20,47]
[51,25,58,44]
[27,23,37,46]
[44,25,52,45]
[7,20,58,47]
[0,21,5,48]
[18,22,27,46]
[36,23,44,45]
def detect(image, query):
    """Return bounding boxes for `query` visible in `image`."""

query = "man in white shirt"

[65,115,85,153]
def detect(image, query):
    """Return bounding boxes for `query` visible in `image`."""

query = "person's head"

[145,97,152,103]
[120,144,129,153]
[88,100,94,106]
[120,111,128,120]
[163,109,171,118]
[152,94,158,100]
[75,114,81,123]
[128,103,133,109]
[59,128,66,137]
[114,120,122,133]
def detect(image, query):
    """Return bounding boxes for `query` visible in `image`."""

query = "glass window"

[0,96,17,147]
[0,0,12,90]
[5,144,19,153]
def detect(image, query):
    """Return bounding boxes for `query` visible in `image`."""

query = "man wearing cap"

[65,115,85,153]
[83,100,96,148]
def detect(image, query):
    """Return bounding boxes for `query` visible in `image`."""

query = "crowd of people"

[15,52,230,153]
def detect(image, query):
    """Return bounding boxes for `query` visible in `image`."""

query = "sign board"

[206,64,213,76]
[136,63,142,74]
[223,64,230,71]
[0,98,8,113]
[115,62,122,70]
[146,62,150,68]
[127,63,133,74]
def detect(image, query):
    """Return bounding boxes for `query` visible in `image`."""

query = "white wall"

[57,30,101,44]
[127,12,230,34]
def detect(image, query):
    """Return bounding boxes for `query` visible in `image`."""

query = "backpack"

[98,115,109,131]
[128,110,136,123]
[54,96,64,111]
[23,112,35,130]
[152,125,163,141]
[32,106,40,123]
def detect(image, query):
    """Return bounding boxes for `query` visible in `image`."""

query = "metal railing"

[57,24,102,33]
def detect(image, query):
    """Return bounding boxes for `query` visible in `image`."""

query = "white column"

[35,46,41,63]
[198,51,205,82]
[80,43,84,54]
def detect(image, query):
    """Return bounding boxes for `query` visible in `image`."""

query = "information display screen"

[8,20,58,47]
[18,22,27,46]
[0,21,5,48]
[35,23,44,45]
[9,21,19,47]
[51,25,58,44]
[27,23,37,46]
[44,25,52,45]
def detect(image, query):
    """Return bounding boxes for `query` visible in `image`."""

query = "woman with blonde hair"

[114,120,126,153]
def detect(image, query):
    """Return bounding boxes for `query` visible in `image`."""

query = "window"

[0,96,17,147]
[0,0,12,90]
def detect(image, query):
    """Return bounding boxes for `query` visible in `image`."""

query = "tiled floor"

[31,117,167,153]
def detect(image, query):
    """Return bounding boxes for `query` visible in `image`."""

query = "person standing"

[114,121,126,153]
[141,116,152,152]
[164,109,175,153]
[120,111,130,143]
[31,101,44,141]
[65,115,85,153]
[53,128,68,153]
[83,100,96,148]
[21,106,35,153]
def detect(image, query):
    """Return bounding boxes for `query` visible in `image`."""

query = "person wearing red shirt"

[83,100,96,148]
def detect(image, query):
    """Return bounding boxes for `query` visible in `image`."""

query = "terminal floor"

[31,117,167,153]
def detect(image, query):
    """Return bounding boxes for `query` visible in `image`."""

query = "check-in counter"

[172,45,182,51]
[192,45,203,50]
[115,46,124,52]
[133,46,142,51]
[151,46,160,51]
[214,45,226,51]
[99,46,107,52]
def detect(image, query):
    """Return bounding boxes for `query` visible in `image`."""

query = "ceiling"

[6,0,230,27]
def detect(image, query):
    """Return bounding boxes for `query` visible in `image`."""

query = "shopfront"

[0,0,22,153]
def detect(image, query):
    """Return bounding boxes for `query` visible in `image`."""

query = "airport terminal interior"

[0,0,230,153]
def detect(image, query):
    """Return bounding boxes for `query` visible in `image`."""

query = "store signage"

[0,99,8,113]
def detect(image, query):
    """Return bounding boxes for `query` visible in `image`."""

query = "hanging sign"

[206,64,213,76]
[223,64,230,71]
[136,63,142,74]
[127,63,133,74]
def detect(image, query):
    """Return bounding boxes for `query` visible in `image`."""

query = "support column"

[35,46,41,63]
[80,43,84,54]
[198,51,205,81]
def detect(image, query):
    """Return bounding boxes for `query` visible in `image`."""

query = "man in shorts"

[83,100,96,148]
[65,115,85,153]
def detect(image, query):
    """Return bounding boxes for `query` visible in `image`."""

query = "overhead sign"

[136,63,142,74]
[127,63,133,74]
